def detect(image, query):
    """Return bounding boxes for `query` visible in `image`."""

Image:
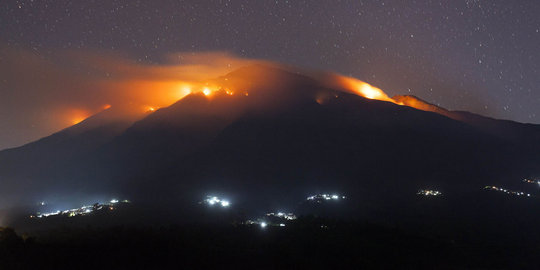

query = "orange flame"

[71,117,86,125]
[338,77,399,103]
[68,108,91,125]
[202,87,212,96]
[145,106,158,112]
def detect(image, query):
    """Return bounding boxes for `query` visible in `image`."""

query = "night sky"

[1,0,539,150]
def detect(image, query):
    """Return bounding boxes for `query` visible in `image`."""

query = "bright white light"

[279,223,286,227]
[307,194,345,202]
[203,88,212,96]
[204,196,231,207]
[110,199,119,204]
[260,222,267,228]
[417,190,442,196]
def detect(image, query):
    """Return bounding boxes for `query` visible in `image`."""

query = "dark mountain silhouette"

[1,65,539,219]
[0,108,144,205]
[393,94,540,144]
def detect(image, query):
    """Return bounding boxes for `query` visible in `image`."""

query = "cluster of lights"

[244,212,297,229]
[306,194,346,202]
[199,193,347,229]
[203,196,230,207]
[245,220,287,229]
[484,186,531,197]
[417,190,442,196]
[266,212,297,221]
[523,179,540,185]
[31,199,129,219]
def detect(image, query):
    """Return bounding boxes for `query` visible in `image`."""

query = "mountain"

[1,65,539,219]
[0,107,144,206]
[393,95,540,145]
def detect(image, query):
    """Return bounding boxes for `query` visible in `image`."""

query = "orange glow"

[145,106,158,112]
[102,80,197,110]
[71,117,86,125]
[68,109,91,125]
[178,85,192,99]
[358,83,385,100]
[102,104,112,110]
[392,95,454,118]
[203,87,212,96]
[324,75,403,105]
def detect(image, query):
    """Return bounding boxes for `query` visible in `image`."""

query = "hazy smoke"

[0,46,267,150]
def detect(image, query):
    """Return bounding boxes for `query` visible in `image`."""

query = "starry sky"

[1,0,539,150]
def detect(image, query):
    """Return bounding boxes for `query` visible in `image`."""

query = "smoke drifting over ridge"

[0,48,266,150]
[1,47,462,150]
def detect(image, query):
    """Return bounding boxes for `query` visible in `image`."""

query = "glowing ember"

[145,106,157,112]
[332,76,403,105]
[178,85,192,99]
[358,84,384,99]
[71,117,86,125]
[203,88,212,96]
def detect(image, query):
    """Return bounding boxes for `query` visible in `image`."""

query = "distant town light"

[203,196,230,208]
[306,193,345,203]
[417,190,442,196]
[33,199,128,219]
[484,186,531,197]
[266,212,297,220]
[260,222,267,228]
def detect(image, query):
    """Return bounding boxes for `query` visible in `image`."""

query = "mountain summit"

[1,65,539,215]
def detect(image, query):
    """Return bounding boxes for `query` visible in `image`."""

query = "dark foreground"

[1,218,539,270]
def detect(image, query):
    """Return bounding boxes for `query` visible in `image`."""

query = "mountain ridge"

[0,65,538,213]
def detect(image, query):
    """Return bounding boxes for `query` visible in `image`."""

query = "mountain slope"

[0,65,539,213]
[0,108,144,205]
[393,95,540,144]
